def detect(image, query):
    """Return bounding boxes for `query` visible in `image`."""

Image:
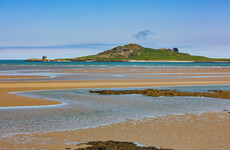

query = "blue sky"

[0,0,229,59]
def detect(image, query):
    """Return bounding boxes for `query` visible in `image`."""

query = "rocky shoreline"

[72,141,172,150]
[90,89,230,100]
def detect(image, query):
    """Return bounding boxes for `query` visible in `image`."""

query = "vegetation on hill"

[70,44,230,62]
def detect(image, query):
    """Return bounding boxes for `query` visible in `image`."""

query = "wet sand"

[0,75,50,79]
[52,67,230,74]
[1,67,230,149]
[2,67,230,107]
[1,111,230,150]
[1,77,230,107]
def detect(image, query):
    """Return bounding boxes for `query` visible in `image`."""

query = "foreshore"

[2,77,230,107]
[2,111,228,150]
[1,67,230,149]
[0,75,50,79]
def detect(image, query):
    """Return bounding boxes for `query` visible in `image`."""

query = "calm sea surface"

[1,60,230,71]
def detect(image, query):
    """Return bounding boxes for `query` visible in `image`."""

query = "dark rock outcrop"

[74,141,172,150]
[90,89,230,100]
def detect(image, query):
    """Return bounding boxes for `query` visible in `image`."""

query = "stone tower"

[172,48,179,53]
[43,56,47,60]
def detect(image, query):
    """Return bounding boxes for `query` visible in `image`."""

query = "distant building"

[172,48,179,53]
[159,48,179,53]
[43,56,47,60]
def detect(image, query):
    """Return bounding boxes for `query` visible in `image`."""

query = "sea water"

[1,85,230,137]
[1,60,230,82]
[1,60,230,71]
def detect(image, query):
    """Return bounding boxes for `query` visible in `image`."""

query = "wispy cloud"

[0,43,119,50]
[134,30,155,40]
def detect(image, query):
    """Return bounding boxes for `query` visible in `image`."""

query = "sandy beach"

[1,67,230,149]
[1,111,229,150]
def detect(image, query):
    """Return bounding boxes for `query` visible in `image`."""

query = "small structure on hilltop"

[172,48,179,53]
[43,56,48,60]
[159,48,179,53]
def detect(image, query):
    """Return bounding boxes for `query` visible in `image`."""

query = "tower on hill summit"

[43,56,47,60]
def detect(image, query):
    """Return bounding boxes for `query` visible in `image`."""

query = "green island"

[26,43,230,62]
[90,89,230,100]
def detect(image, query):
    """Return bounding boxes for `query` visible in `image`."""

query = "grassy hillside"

[127,48,229,61]
[70,44,230,62]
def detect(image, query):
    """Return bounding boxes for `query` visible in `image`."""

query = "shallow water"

[1,60,230,70]
[1,85,230,137]
[2,68,230,82]
[1,61,230,82]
